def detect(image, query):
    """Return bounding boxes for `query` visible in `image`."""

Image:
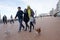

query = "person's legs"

[29,22,34,32]
[10,20,12,24]
[6,21,7,24]
[29,22,32,32]
[18,19,25,32]
[18,19,22,32]
[5,20,6,24]
[31,22,34,30]
[21,23,25,30]
[5,19,7,24]
[25,22,27,31]
[11,20,14,23]
[4,21,5,24]
[12,20,14,23]
[26,22,29,29]
[19,24,21,32]
[25,22,29,31]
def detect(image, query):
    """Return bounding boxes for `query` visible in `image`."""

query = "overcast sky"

[0,0,58,19]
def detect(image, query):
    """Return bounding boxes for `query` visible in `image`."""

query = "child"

[29,17,34,32]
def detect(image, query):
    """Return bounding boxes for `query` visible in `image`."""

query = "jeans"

[29,22,34,32]
[18,19,24,31]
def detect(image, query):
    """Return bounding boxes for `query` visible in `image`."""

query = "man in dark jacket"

[15,7,24,32]
[3,15,7,24]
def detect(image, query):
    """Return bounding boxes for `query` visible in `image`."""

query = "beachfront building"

[56,0,60,16]
[50,8,55,16]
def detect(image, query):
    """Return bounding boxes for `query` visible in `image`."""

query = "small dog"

[35,28,41,35]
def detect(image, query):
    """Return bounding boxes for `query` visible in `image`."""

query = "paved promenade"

[0,17,60,40]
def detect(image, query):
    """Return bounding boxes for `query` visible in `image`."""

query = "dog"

[35,28,41,35]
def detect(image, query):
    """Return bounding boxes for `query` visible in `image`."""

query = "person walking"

[10,15,14,24]
[24,8,29,31]
[25,6,35,32]
[3,15,7,24]
[15,7,25,32]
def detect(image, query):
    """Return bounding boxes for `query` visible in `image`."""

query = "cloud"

[21,0,58,15]
[0,0,59,19]
[0,4,17,19]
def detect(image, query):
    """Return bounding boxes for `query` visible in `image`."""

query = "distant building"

[57,0,60,12]
[56,0,60,16]
[40,13,49,17]
[50,8,55,16]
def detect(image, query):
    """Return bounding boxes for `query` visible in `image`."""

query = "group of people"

[15,6,36,32]
[3,15,14,24]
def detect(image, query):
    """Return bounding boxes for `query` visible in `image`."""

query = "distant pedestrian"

[3,15,7,24]
[15,7,25,32]
[10,15,14,24]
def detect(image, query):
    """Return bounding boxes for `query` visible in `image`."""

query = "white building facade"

[50,8,55,16]
[56,0,60,16]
